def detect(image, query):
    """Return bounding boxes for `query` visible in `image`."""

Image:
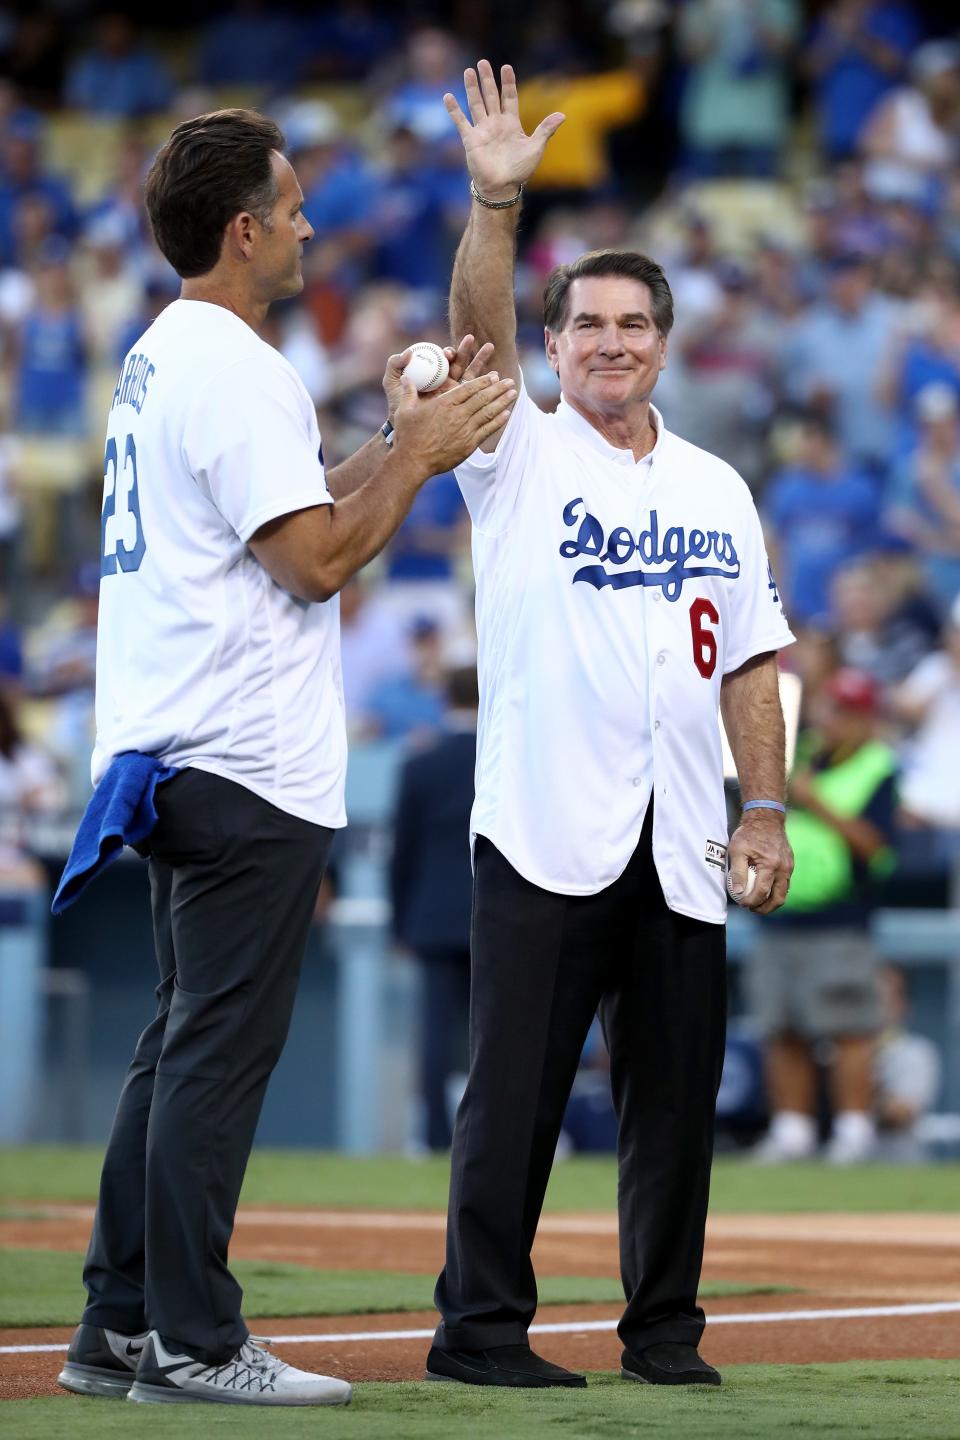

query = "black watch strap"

[381,419,395,447]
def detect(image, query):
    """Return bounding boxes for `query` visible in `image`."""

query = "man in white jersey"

[424,63,795,1392]
[56,108,516,1409]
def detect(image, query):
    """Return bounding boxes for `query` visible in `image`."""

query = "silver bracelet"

[470,178,523,209]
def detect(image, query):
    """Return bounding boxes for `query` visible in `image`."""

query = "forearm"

[720,652,787,804]
[449,202,521,383]
[320,450,427,595]
[325,432,388,501]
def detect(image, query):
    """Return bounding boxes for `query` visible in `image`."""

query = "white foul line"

[2,1301,959,1357]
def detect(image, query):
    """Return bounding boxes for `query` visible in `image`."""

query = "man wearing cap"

[748,667,898,1164]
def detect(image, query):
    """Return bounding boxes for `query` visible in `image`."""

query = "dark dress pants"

[81,769,332,1364]
[434,807,727,1355]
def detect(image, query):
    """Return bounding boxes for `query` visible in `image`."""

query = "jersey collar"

[554,393,665,468]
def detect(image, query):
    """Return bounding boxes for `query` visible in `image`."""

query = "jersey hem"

[181,758,347,829]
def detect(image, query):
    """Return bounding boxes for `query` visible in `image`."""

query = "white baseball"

[404,341,450,393]
[727,863,757,903]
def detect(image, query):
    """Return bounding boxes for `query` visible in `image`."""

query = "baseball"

[404,341,450,392]
[727,863,758,903]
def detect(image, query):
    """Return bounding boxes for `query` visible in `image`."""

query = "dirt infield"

[2,1208,959,1398]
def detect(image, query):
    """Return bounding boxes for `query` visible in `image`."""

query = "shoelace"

[239,1338,288,1382]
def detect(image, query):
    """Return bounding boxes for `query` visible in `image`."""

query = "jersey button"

[656,653,666,665]
[652,591,661,602]
[654,720,661,730]
[632,777,642,787]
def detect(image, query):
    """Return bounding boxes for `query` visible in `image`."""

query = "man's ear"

[545,326,559,374]
[658,333,668,372]
[225,210,257,262]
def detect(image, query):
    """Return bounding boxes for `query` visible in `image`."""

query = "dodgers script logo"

[559,498,740,601]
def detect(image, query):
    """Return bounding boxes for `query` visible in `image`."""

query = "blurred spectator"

[337,577,409,736]
[516,51,646,224]
[748,668,897,1163]
[860,39,960,211]
[367,617,445,742]
[0,686,60,884]
[0,593,23,682]
[805,0,920,162]
[83,135,154,265]
[14,238,87,435]
[377,27,465,149]
[64,12,173,118]
[390,664,478,1150]
[670,257,781,487]
[368,125,462,295]
[381,470,470,643]
[198,2,302,89]
[783,249,899,474]
[0,438,22,595]
[4,15,68,111]
[831,558,935,686]
[885,382,960,610]
[873,963,942,1160]
[677,0,799,178]
[78,211,144,364]
[891,594,960,828]
[0,114,76,268]
[764,412,879,625]
[305,2,399,83]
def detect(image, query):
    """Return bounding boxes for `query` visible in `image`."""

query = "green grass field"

[4,1364,960,1440]
[1,1148,958,1440]
[1,1147,958,1213]
[0,1249,789,1327]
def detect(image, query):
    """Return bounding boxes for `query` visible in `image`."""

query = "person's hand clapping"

[382,335,497,422]
[392,370,516,478]
[444,59,564,199]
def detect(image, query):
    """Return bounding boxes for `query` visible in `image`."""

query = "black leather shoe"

[621,1343,721,1386]
[425,1344,587,1388]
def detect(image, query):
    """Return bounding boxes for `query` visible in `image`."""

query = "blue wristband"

[742,799,786,814]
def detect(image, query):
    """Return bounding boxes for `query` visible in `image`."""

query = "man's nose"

[598,326,625,353]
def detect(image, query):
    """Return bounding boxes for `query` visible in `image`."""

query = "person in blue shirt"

[15,239,87,435]
[885,382,960,611]
[65,13,172,119]
[804,0,920,161]
[764,412,879,625]
[198,4,302,89]
[370,126,453,294]
[0,117,76,268]
[367,617,445,741]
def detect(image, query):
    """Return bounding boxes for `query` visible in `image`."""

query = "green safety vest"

[783,740,897,912]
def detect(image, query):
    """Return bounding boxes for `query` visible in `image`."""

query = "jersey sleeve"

[723,489,795,674]
[454,377,543,536]
[184,354,331,542]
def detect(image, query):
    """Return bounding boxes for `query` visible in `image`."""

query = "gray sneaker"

[127,1331,352,1406]
[58,1323,150,1398]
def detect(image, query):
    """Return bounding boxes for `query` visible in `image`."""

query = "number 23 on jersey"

[101,432,146,576]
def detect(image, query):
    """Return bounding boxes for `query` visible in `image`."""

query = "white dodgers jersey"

[456,382,794,923]
[94,298,347,828]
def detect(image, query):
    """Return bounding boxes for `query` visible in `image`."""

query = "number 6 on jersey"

[690,597,719,679]
[101,432,146,576]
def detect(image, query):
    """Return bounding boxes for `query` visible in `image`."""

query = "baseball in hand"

[727,864,758,903]
[404,342,450,392]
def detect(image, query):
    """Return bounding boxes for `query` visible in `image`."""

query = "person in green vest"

[747,667,898,1163]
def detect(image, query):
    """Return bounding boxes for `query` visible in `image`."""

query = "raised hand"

[444,59,564,197]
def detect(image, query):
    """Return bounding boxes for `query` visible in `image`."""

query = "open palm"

[444,60,564,194]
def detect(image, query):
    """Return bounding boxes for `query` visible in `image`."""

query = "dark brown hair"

[542,250,674,335]
[144,109,285,279]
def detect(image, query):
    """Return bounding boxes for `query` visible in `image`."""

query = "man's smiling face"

[545,275,668,416]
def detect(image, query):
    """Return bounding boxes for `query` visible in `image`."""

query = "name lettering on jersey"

[111,352,156,415]
[559,499,740,600]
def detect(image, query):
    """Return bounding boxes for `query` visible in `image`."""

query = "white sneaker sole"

[58,1363,135,1399]
[128,1379,352,1406]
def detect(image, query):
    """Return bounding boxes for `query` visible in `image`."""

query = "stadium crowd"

[0,0,957,1155]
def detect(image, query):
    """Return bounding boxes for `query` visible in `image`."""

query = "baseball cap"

[824,668,879,713]
[915,381,959,423]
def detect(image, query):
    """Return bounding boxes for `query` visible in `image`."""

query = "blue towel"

[52,752,178,914]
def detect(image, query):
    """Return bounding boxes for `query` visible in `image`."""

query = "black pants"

[434,808,727,1355]
[419,947,471,1151]
[81,769,332,1364]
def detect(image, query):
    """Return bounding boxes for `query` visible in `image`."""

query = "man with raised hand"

[425,62,794,1391]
